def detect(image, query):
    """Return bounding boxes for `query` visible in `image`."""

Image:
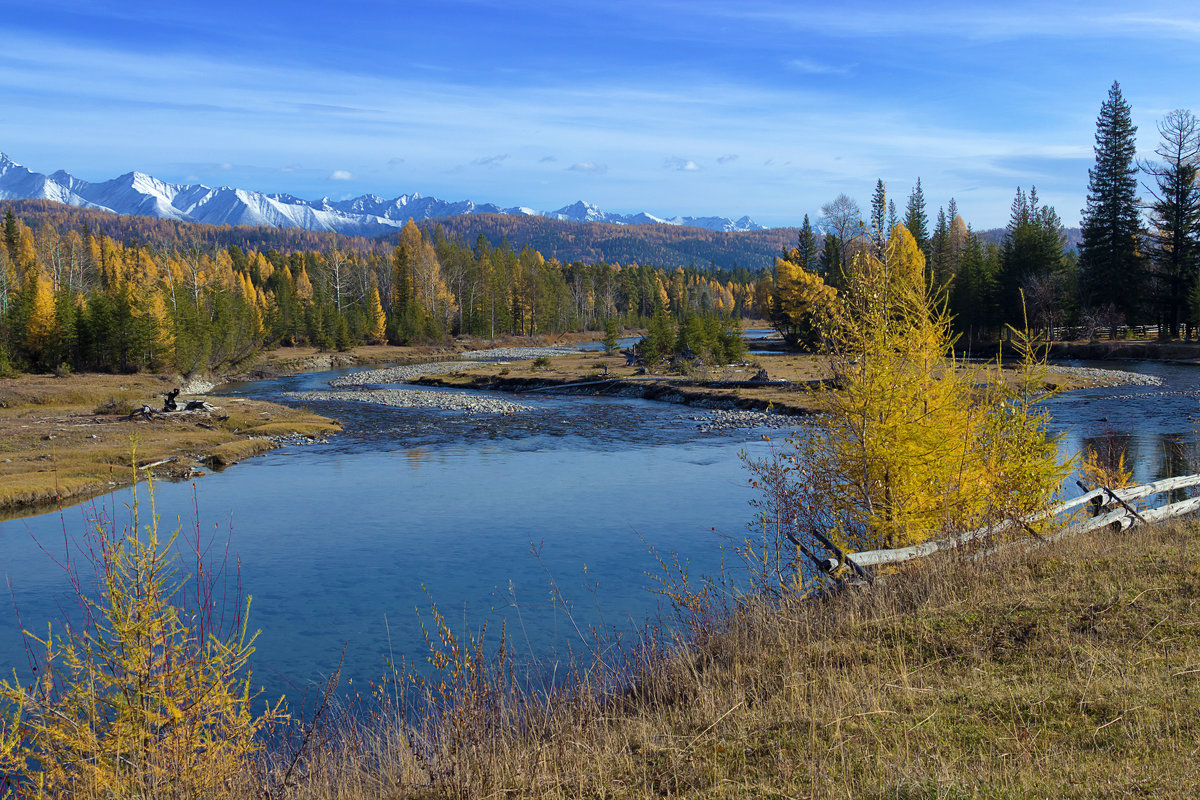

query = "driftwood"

[137,457,177,470]
[810,472,1200,574]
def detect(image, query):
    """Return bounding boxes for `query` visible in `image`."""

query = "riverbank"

[0,372,341,518]
[238,518,1200,798]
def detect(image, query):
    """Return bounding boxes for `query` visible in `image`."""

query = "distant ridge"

[0,153,767,236]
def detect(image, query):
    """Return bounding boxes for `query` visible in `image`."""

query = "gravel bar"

[329,346,580,387]
[691,409,807,432]
[284,389,531,415]
[1049,364,1162,387]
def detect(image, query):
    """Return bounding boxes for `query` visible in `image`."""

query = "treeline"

[771,82,1200,349]
[0,212,763,376]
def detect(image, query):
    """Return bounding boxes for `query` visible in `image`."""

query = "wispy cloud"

[329,169,354,181]
[567,161,607,174]
[665,156,700,171]
[717,154,738,164]
[470,154,509,167]
[539,155,558,163]
[787,58,849,75]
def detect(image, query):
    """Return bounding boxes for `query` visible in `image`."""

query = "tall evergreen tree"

[870,179,887,255]
[795,214,819,272]
[819,232,843,289]
[1143,109,1200,338]
[929,206,949,287]
[1000,187,1069,330]
[904,178,929,252]
[1079,81,1143,323]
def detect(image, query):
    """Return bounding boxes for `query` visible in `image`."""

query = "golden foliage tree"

[24,272,56,364]
[0,480,284,797]
[365,280,387,343]
[770,255,838,349]
[748,224,1065,563]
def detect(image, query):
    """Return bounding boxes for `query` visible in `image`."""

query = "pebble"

[285,389,531,415]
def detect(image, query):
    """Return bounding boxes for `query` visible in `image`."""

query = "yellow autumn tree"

[748,223,1065,563]
[294,264,314,304]
[365,279,387,343]
[140,288,176,370]
[770,257,838,349]
[0,479,284,796]
[24,272,56,365]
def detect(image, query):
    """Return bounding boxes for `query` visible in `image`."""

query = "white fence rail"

[807,473,1200,576]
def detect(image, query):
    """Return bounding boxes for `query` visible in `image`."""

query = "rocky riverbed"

[285,388,531,414]
[691,408,807,432]
[328,346,580,387]
[1048,364,1163,387]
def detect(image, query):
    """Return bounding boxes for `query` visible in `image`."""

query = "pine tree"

[1143,109,1200,338]
[1079,81,1143,324]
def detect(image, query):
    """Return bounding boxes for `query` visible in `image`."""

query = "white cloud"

[567,161,607,174]
[665,156,700,171]
[329,169,353,180]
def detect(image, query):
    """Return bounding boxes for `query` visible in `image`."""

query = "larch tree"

[747,223,1064,567]
[1079,81,1143,324]
[1143,109,1200,338]
[820,193,864,281]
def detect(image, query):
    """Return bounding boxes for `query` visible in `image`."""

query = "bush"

[530,356,551,371]
[0,475,284,796]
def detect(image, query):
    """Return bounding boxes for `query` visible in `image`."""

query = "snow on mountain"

[0,153,767,234]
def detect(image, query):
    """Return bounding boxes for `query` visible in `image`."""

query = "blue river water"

[0,364,798,703]
[2,355,1199,704]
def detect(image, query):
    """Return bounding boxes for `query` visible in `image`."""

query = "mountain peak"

[0,153,767,234]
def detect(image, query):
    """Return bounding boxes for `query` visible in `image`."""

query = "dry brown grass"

[230,521,1200,799]
[0,372,340,517]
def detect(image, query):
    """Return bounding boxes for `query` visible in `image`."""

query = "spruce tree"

[1000,187,1068,330]
[796,214,819,272]
[904,178,929,252]
[870,179,887,255]
[1079,81,1142,324]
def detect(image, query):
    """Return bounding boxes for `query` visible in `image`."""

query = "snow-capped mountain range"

[0,154,765,234]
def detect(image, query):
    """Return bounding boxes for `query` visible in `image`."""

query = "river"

[2,355,1198,703]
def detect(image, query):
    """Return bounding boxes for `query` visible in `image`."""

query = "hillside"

[4,199,796,270]
[420,212,798,270]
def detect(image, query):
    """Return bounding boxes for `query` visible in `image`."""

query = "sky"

[2,0,1199,229]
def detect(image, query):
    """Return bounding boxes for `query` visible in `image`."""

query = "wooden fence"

[801,473,1200,579]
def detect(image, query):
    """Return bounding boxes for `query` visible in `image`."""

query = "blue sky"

[2,0,1198,229]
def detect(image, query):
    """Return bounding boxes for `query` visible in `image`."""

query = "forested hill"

[976,226,1083,251]
[419,213,798,271]
[7,199,797,271]
[3,200,390,255]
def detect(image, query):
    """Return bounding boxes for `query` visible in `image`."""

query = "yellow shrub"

[0,477,284,797]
